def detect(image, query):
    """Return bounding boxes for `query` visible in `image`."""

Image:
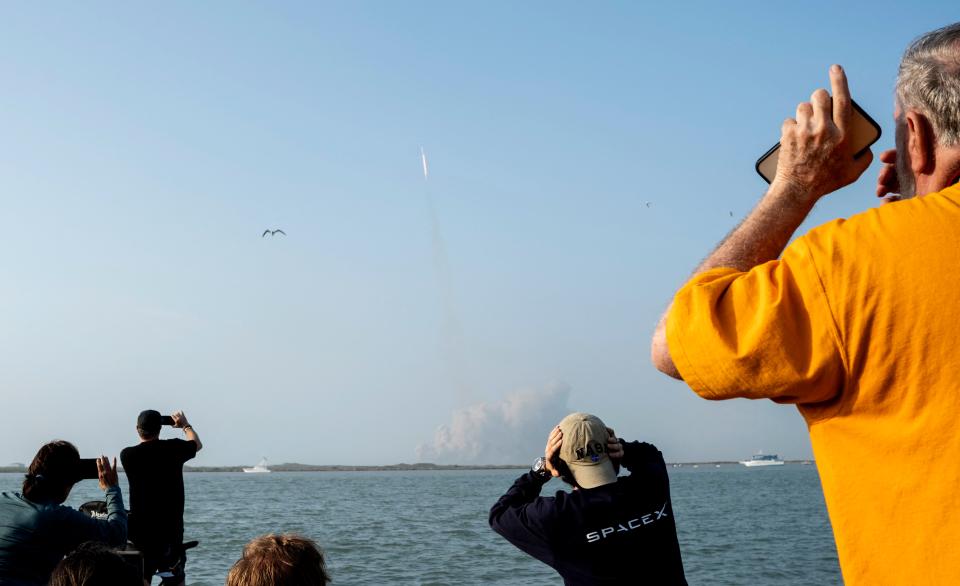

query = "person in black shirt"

[120,410,202,586]
[489,412,686,586]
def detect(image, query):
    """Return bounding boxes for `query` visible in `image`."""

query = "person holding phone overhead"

[121,410,202,586]
[651,22,960,585]
[0,441,126,585]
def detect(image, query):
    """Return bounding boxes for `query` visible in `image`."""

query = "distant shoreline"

[0,460,814,474]
[185,463,529,473]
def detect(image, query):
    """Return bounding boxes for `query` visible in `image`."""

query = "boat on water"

[739,453,785,467]
[243,458,271,474]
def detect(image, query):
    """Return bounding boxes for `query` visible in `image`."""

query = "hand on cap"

[97,456,118,491]
[606,427,624,460]
[774,65,873,202]
[171,411,190,429]
[544,426,563,478]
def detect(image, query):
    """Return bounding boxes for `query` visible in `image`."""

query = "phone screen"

[756,99,881,183]
[160,415,174,426]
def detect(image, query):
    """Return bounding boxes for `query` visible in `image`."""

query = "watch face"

[533,457,545,473]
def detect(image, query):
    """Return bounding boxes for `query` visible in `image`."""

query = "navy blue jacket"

[490,442,686,585]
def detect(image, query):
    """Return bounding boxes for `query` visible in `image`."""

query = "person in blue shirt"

[0,440,127,586]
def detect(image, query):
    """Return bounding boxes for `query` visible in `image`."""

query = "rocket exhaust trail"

[420,147,471,401]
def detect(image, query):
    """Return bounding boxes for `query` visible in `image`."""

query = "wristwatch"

[532,456,550,479]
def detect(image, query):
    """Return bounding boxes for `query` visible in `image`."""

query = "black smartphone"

[160,416,174,426]
[75,458,100,480]
[756,99,882,183]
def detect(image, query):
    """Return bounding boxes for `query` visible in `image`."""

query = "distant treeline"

[0,463,527,474]
[0,461,814,474]
[183,463,528,472]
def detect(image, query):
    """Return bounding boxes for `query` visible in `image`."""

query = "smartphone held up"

[755,99,881,183]
[74,458,100,481]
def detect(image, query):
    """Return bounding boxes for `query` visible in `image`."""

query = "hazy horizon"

[2,2,955,467]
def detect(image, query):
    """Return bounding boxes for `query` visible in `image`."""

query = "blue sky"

[1,2,956,465]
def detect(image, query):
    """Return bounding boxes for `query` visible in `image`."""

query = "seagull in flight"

[262,229,286,237]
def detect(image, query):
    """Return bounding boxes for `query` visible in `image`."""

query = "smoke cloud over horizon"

[416,383,571,465]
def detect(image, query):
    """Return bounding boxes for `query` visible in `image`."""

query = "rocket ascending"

[420,147,430,180]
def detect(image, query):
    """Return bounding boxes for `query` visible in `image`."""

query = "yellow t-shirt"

[667,182,960,585]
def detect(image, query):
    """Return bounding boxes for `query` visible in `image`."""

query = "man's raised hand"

[606,428,624,460]
[774,65,874,202]
[97,456,119,491]
[544,426,563,478]
[171,411,190,429]
[876,148,902,203]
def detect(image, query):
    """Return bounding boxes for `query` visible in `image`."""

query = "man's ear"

[905,110,936,176]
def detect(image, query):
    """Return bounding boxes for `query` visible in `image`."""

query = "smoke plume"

[416,383,571,465]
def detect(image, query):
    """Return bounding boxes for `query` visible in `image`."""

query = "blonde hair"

[225,533,330,586]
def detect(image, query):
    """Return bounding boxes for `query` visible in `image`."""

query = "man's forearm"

[104,485,128,543]
[651,64,872,380]
[489,472,549,526]
[618,440,640,472]
[185,426,203,451]
[694,183,815,272]
[651,182,816,378]
[74,485,127,547]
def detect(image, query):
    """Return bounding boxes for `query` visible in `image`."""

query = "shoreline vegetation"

[0,461,815,473]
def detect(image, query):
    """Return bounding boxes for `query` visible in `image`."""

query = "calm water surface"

[0,465,840,585]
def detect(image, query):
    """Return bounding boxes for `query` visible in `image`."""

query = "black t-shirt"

[489,442,687,586]
[120,438,197,547]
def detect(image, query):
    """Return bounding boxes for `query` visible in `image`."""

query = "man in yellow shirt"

[650,23,960,585]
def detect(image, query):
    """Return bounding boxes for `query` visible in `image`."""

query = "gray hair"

[896,22,960,146]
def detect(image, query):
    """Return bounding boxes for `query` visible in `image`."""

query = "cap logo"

[575,441,606,462]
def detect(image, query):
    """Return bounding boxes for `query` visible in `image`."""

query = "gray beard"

[895,152,916,199]
[895,121,917,199]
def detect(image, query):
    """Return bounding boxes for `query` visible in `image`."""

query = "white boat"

[243,458,271,473]
[739,453,785,467]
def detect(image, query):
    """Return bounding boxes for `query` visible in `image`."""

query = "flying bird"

[262,229,286,237]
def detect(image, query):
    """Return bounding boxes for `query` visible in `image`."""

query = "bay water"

[0,464,841,585]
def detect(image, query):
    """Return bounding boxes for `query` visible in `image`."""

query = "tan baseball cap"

[557,412,618,489]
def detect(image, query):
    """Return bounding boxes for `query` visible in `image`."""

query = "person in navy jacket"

[490,412,686,585]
